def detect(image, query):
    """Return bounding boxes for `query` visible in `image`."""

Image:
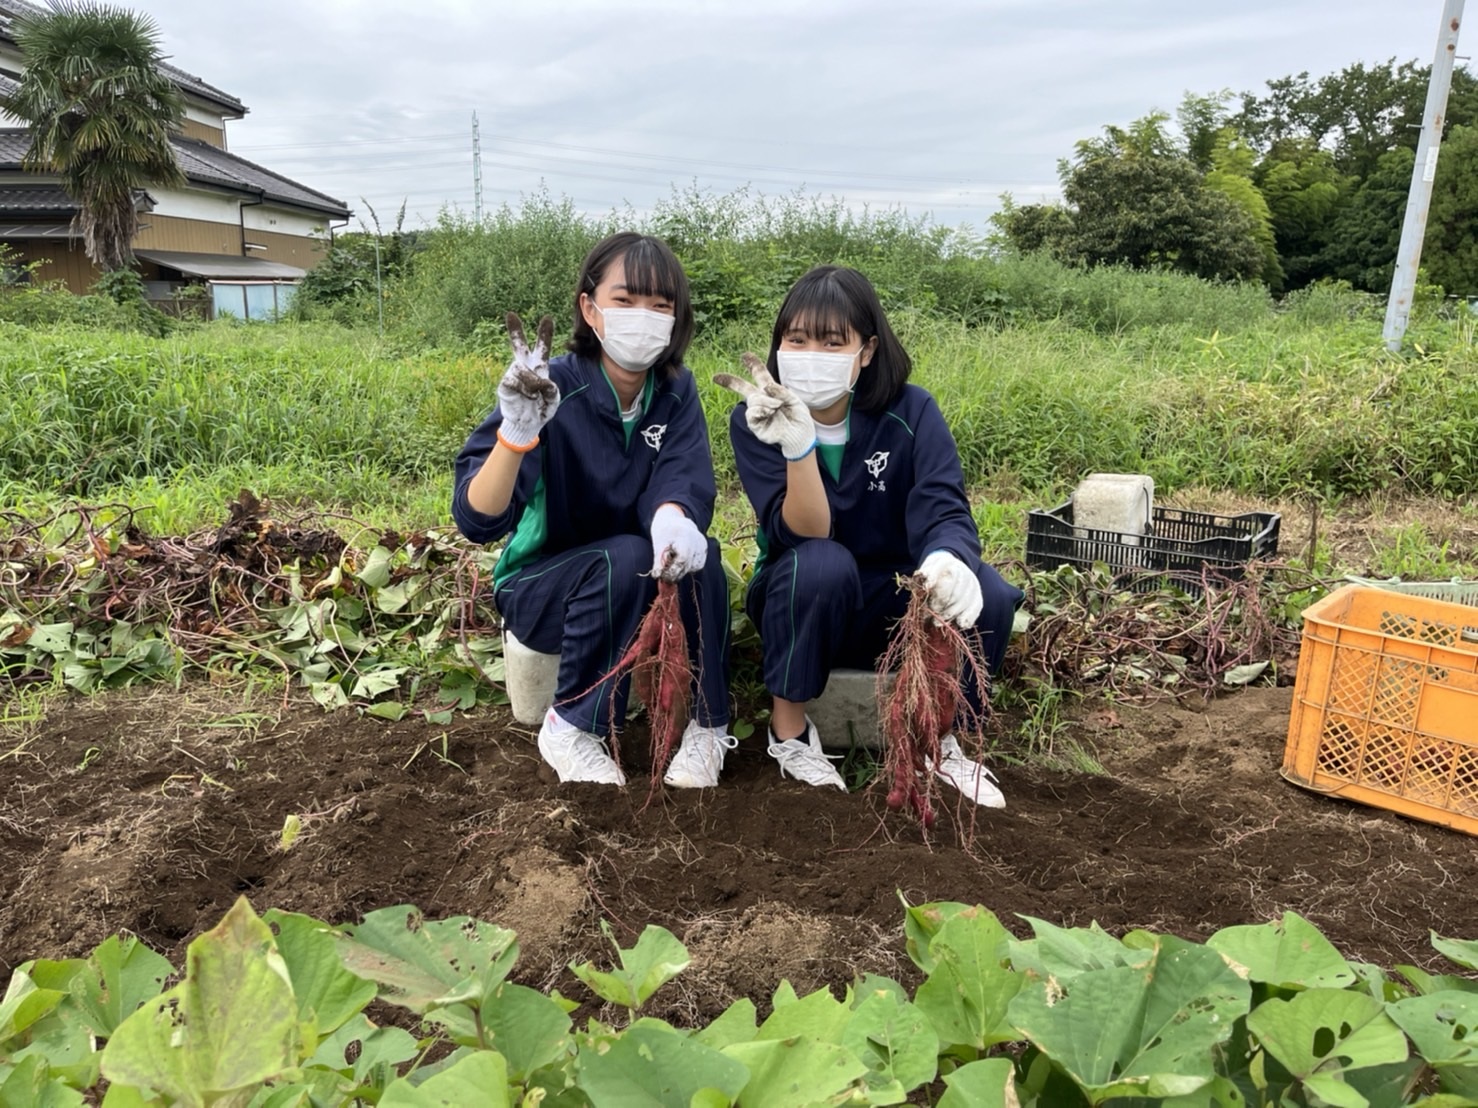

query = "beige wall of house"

[134,213,329,267]
[179,118,226,148]
[148,190,329,240]
[179,102,230,148]
[242,226,329,268]
[133,213,242,257]
[24,239,99,291]
[21,216,328,292]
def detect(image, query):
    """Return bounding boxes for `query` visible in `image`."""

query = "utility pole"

[472,111,484,223]
[1384,0,1465,352]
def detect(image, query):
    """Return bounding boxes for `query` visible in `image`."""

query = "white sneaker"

[929,734,1005,809]
[663,720,739,788]
[767,718,847,791]
[537,709,626,785]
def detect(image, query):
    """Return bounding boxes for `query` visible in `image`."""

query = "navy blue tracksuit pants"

[745,538,1022,709]
[494,534,730,738]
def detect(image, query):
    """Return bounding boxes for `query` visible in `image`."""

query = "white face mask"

[775,348,862,410]
[592,305,675,373]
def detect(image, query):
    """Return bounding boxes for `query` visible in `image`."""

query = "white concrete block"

[503,631,559,726]
[807,667,894,750]
[1072,473,1154,543]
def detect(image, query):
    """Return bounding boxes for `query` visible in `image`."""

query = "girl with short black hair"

[720,265,1022,805]
[454,232,735,788]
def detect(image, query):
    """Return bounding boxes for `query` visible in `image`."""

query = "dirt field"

[4,682,1475,1020]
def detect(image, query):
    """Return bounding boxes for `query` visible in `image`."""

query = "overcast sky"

[134,0,1462,235]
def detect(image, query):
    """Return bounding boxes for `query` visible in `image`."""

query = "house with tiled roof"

[0,0,349,315]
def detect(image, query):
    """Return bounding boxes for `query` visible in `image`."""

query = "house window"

[209,281,298,321]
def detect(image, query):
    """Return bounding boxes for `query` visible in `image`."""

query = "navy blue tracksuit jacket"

[730,383,1022,706]
[453,353,729,735]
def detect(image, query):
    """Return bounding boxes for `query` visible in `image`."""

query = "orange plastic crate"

[1283,584,1478,836]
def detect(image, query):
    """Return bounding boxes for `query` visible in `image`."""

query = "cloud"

[135,0,1458,229]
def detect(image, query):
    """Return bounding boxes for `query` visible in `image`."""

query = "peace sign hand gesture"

[496,312,559,449]
[715,353,816,461]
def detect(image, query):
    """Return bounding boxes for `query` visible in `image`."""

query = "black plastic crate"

[1025,502,1281,592]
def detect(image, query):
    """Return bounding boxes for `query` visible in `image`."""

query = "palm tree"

[0,1,185,272]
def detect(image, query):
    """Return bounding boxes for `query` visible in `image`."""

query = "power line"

[256,144,1041,197]
[480,132,992,186]
[293,160,471,178]
[232,105,1061,160]
[292,160,1018,209]
[232,132,466,152]
[237,129,1030,187]
[469,159,1006,203]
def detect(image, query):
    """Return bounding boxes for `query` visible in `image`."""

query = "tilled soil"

[3,684,1475,1021]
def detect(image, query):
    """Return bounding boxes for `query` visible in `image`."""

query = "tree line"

[993,60,1478,297]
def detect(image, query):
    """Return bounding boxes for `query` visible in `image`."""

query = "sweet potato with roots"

[877,575,991,834]
[595,575,692,795]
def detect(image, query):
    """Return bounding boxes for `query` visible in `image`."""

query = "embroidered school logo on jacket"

[865,450,890,491]
[641,424,667,451]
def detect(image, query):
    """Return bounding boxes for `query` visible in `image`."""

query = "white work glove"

[917,550,984,629]
[495,312,559,448]
[714,353,817,461]
[650,504,708,582]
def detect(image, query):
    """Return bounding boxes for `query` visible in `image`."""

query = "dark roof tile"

[0,129,349,218]
[174,139,349,217]
[0,184,155,215]
[0,129,26,162]
[0,182,71,213]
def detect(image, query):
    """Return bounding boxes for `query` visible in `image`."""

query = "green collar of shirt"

[601,366,655,447]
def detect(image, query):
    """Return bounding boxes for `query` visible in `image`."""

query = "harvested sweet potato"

[876,575,991,836]
[598,579,691,794]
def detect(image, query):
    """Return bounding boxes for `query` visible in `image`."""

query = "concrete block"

[1072,473,1154,545]
[503,631,559,726]
[807,667,894,750]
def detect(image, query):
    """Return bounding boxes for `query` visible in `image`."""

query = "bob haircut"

[766,266,911,412]
[569,232,694,379]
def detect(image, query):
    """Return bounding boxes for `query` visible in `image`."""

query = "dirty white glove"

[917,550,983,629]
[715,353,817,461]
[650,504,707,582]
[496,313,559,448]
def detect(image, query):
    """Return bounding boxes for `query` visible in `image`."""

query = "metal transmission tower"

[472,111,484,223]
[1384,0,1465,352]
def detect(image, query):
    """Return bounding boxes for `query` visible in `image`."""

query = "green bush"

[394,190,608,346]
[329,187,1284,349]
[0,283,139,329]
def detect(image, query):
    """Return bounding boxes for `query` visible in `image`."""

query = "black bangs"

[617,236,685,302]
[775,272,871,343]
[766,266,912,413]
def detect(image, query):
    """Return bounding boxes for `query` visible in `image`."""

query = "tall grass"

[0,321,490,495]
[391,193,611,347]
[4,308,1475,529]
[300,187,1290,345]
[8,186,1470,522]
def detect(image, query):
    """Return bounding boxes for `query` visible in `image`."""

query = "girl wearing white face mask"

[719,266,1023,806]
[454,232,736,789]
